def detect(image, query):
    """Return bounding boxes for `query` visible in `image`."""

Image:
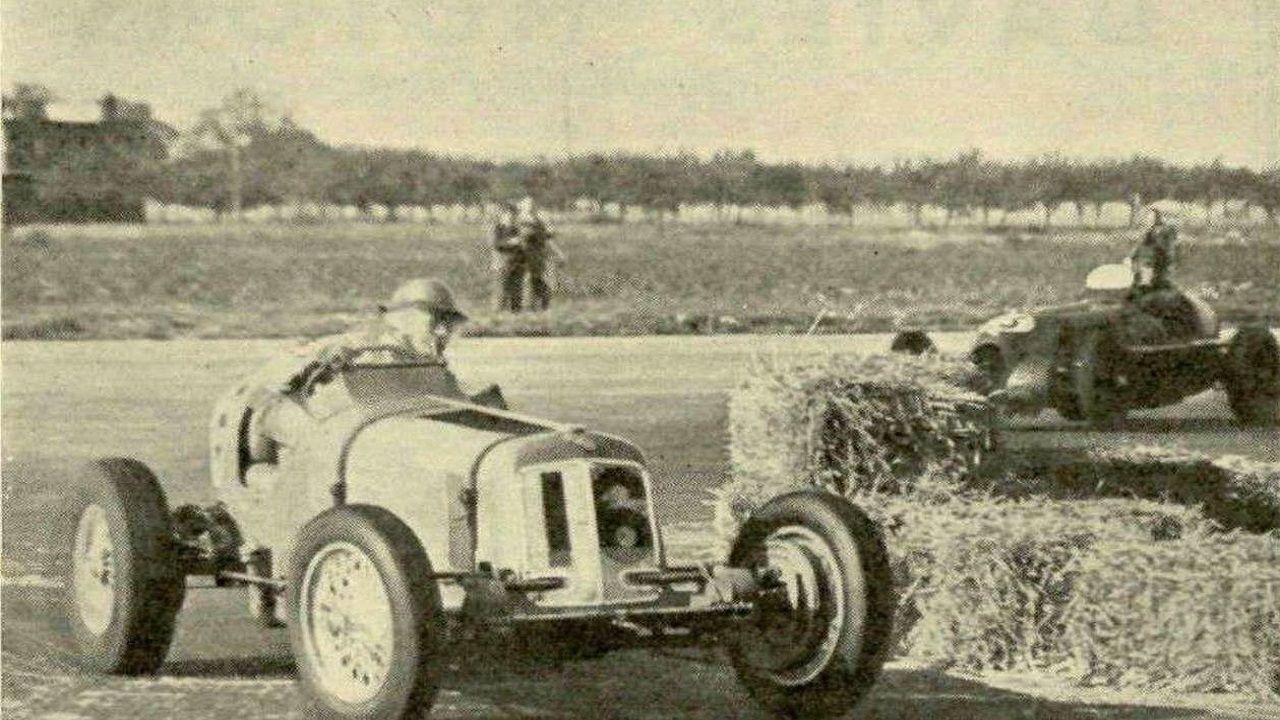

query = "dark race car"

[894,262,1279,427]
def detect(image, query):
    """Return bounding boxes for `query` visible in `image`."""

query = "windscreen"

[340,363,462,405]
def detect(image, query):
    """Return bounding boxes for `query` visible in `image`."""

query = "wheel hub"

[301,543,395,704]
[72,505,115,635]
[736,525,848,687]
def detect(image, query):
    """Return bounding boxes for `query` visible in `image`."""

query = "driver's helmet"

[378,278,468,323]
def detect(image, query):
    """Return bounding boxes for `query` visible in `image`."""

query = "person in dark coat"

[492,203,525,312]
[517,197,556,311]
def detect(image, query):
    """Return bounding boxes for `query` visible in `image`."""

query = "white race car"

[64,353,896,719]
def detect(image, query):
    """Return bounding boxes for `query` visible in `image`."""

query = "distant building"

[2,94,174,223]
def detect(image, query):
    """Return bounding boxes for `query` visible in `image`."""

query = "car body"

[942,263,1279,425]
[209,361,720,618]
[65,355,897,720]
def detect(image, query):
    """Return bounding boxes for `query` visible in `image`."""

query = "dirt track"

[3,334,1277,719]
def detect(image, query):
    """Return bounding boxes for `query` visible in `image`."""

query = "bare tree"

[889,158,940,228]
[1117,156,1173,226]
[1243,165,1280,225]
[934,150,983,228]
[1,83,54,120]
[188,89,275,220]
[1025,155,1073,230]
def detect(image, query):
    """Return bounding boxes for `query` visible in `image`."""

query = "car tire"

[890,330,935,356]
[287,505,444,720]
[1224,326,1280,426]
[1072,329,1126,427]
[726,491,895,719]
[1054,396,1085,422]
[971,345,1007,394]
[63,458,186,675]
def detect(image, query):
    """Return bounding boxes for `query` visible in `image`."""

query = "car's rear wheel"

[726,492,895,719]
[63,458,186,674]
[287,505,444,720]
[1072,329,1126,427]
[1224,326,1280,426]
[890,330,935,356]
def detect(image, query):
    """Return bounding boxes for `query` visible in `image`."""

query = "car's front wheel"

[726,492,895,719]
[287,505,444,720]
[971,345,1007,394]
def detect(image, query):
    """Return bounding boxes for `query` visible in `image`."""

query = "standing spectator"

[516,197,564,311]
[491,202,525,312]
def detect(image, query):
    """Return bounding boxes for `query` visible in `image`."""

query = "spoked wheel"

[1224,326,1280,426]
[287,505,444,720]
[64,458,186,674]
[727,492,895,719]
[72,505,117,636]
[301,542,396,703]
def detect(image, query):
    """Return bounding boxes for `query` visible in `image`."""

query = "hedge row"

[713,351,1280,698]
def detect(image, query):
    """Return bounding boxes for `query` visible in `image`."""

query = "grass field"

[3,221,1278,340]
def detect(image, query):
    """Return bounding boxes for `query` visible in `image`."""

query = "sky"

[3,0,1278,168]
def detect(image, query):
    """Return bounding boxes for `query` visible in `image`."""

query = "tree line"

[8,86,1280,226]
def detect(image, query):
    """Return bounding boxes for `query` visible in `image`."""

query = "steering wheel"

[296,344,421,397]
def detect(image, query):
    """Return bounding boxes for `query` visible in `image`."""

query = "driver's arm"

[272,335,360,395]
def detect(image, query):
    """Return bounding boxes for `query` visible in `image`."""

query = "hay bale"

[1064,534,1280,696]
[717,352,992,540]
[890,500,1280,698]
[876,496,1217,670]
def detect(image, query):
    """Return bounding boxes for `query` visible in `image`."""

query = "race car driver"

[248,277,469,459]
